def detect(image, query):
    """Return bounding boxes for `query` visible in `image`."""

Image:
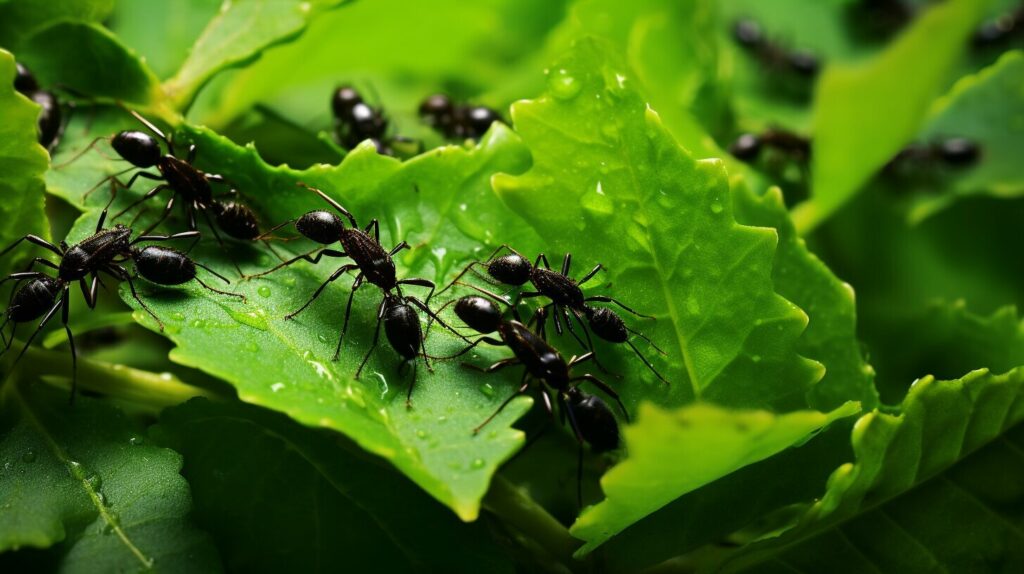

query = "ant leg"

[112,184,168,221]
[285,264,358,320]
[245,248,347,279]
[127,109,171,146]
[406,359,420,409]
[364,219,380,243]
[0,234,64,259]
[60,293,78,405]
[12,292,64,369]
[80,275,100,309]
[132,229,201,244]
[119,270,165,331]
[138,195,176,237]
[577,264,603,287]
[569,373,629,421]
[433,336,503,360]
[195,276,246,302]
[561,253,572,276]
[333,274,365,360]
[557,392,587,508]
[355,297,387,378]
[584,295,656,319]
[121,169,163,191]
[193,262,234,286]
[80,167,135,203]
[473,375,529,435]
[462,357,519,375]
[396,277,435,302]
[406,296,471,344]
[453,281,523,322]
[255,218,297,241]
[388,241,409,257]
[296,182,358,227]
[186,144,197,164]
[198,208,244,276]
[627,340,670,385]
[627,326,667,355]
[52,135,111,169]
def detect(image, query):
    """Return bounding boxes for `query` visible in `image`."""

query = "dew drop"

[270,382,285,393]
[437,415,448,424]
[257,286,272,298]
[416,429,429,440]
[470,458,486,470]
[244,341,259,353]
[686,297,700,316]
[228,308,269,331]
[581,185,615,217]
[190,319,206,329]
[710,202,724,214]
[480,383,496,397]
[170,312,185,322]
[21,449,36,463]
[547,69,581,100]
[129,436,143,446]
[751,355,762,363]
[317,333,329,344]
[165,323,182,334]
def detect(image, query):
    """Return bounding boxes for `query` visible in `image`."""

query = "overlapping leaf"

[713,367,1024,573]
[155,398,514,573]
[494,38,822,410]
[0,50,49,279]
[0,0,112,49]
[571,401,859,555]
[0,382,220,571]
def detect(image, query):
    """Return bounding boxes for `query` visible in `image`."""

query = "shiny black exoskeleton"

[444,294,623,505]
[729,128,811,165]
[732,19,821,79]
[419,93,502,140]
[441,245,668,383]
[884,137,982,179]
[250,183,460,397]
[12,62,63,150]
[331,85,391,154]
[0,210,241,402]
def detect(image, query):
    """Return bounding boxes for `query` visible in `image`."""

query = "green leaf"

[154,398,514,573]
[0,0,112,49]
[792,0,992,234]
[0,381,221,571]
[570,401,859,555]
[907,50,1024,222]
[731,184,878,411]
[108,0,223,80]
[16,22,162,106]
[165,0,352,110]
[493,38,823,410]
[714,367,1024,573]
[0,50,49,279]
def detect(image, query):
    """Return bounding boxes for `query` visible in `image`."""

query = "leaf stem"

[484,475,582,571]
[18,345,221,410]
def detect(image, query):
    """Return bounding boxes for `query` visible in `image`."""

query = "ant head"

[466,106,501,137]
[419,94,454,123]
[349,102,387,136]
[587,307,628,343]
[14,61,38,94]
[332,85,364,120]
[733,19,763,47]
[488,254,531,286]
[112,130,162,168]
[787,50,820,78]
[296,210,345,244]
[567,391,620,452]
[729,133,762,161]
[215,201,261,240]
[454,295,502,334]
[938,137,980,167]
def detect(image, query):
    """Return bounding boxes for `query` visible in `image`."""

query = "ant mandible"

[0,209,242,402]
[439,245,668,383]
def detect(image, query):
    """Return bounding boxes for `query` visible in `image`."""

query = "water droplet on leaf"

[257,286,272,298]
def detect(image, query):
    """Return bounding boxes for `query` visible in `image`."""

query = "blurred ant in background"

[732,18,822,81]
[418,93,503,141]
[331,85,419,157]
[973,3,1024,48]
[13,61,64,151]
[883,137,981,184]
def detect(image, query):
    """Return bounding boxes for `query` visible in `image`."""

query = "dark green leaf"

[0,0,112,49]
[0,381,221,572]
[0,50,49,279]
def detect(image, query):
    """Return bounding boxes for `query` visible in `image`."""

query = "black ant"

[729,128,812,182]
[331,85,418,157]
[13,61,63,150]
[248,183,462,402]
[883,137,981,180]
[418,93,502,141]
[439,245,667,383]
[0,209,242,402]
[973,5,1024,47]
[58,110,265,271]
[440,291,623,506]
[732,19,821,80]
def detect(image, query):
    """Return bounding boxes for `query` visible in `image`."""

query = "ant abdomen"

[111,131,162,169]
[384,302,422,360]
[567,389,620,452]
[214,201,261,240]
[937,137,980,166]
[455,295,503,334]
[8,277,61,322]
[14,62,38,94]
[488,254,531,285]
[134,246,196,285]
[295,210,345,244]
[587,307,629,344]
